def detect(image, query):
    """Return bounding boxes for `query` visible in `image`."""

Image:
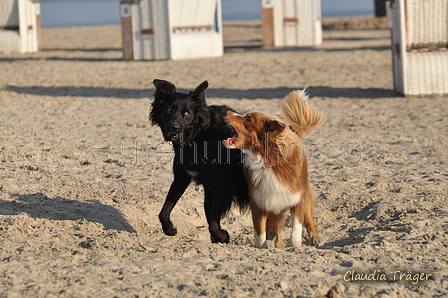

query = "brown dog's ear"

[191,80,208,101]
[153,79,176,97]
[264,120,286,135]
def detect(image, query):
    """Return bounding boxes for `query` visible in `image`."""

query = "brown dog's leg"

[250,200,268,248]
[290,202,305,247]
[304,190,321,246]
[267,212,285,248]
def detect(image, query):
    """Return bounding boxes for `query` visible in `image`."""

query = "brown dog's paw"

[309,233,324,246]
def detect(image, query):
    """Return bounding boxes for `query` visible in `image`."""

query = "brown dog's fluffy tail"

[282,90,326,137]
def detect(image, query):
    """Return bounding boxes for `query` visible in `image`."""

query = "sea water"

[39,0,375,28]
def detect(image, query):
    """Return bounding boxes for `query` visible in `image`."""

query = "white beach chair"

[390,0,448,96]
[120,0,223,60]
[261,0,322,47]
[0,0,40,54]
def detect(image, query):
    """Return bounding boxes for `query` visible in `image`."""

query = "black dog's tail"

[208,105,251,218]
[225,154,251,219]
[220,196,250,220]
[234,195,251,215]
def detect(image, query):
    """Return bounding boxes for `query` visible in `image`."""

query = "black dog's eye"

[166,107,172,113]
[184,111,191,117]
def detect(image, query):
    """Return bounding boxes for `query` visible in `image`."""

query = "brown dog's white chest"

[243,150,302,214]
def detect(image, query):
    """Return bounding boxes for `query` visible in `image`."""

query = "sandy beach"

[1,17,447,297]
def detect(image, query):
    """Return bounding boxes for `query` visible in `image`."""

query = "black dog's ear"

[153,79,176,97]
[191,80,208,101]
[150,79,176,126]
[264,120,286,135]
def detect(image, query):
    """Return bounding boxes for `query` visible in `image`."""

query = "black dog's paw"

[160,218,177,236]
[210,229,230,244]
[266,228,276,240]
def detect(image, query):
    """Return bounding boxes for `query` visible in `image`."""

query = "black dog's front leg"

[204,186,230,243]
[158,173,191,236]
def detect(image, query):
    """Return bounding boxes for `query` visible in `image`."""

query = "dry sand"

[1,17,447,297]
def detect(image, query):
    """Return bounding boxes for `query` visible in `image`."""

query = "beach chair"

[0,0,40,54]
[120,0,223,60]
[390,0,448,96]
[261,0,322,47]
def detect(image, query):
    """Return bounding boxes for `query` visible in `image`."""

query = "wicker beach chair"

[120,0,223,60]
[390,0,448,96]
[261,0,322,47]
[0,0,40,54]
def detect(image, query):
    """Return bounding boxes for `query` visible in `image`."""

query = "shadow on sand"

[6,85,396,100]
[0,193,136,233]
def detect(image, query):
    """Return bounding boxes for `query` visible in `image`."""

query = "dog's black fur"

[149,79,249,243]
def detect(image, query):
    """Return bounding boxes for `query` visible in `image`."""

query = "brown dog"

[223,90,325,248]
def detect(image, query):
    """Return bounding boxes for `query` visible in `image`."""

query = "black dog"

[149,79,249,243]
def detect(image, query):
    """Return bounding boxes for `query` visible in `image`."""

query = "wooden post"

[35,0,41,50]
[18,0,27,52]
[120,1,133,60]
[261,0,274,47]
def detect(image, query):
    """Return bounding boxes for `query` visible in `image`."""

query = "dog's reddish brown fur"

[224,90,325,248]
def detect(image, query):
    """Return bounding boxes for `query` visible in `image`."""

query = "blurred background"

[39,0,375,28]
